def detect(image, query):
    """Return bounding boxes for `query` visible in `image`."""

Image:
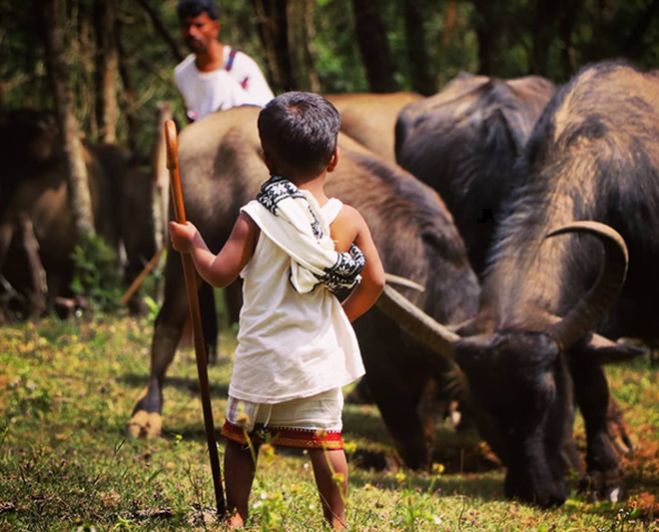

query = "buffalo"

[0,109,156,317]
[385,61,655,506]
[395,74,555,275]
[128,105,480,469]
[328,91,421,162]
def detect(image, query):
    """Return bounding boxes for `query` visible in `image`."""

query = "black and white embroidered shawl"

[253,175,365,293]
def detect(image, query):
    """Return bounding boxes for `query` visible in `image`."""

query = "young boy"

[169,92,385,528]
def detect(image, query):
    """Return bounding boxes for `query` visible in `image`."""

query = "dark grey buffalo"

[395,74,555,275]
[128,105,480,469]
[385,61,656,506]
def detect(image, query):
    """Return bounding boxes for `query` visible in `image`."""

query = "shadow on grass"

[343,405,394,444]
[349,469,506,502]
[343,405,501,475]
[119,373,229,398]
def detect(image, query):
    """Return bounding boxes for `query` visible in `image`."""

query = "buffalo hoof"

[128,410,162,438]
[607,400,634,456]
[581,469,625,503]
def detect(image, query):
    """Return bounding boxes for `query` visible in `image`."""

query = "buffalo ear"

[582,334,648,364]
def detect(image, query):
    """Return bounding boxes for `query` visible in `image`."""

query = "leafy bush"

[70,234,122,313]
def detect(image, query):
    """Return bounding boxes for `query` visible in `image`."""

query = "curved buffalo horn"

[375,284,459,361]
[545,221,628,351]
[383,272,425,292]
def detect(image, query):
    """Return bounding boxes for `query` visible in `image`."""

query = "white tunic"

[174,46,274,121]
[228,198,365,403]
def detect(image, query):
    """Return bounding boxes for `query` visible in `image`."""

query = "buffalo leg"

[355,312,442,469]
[365,367,435,469]
[570,360,623,501]
[129,255,188,438]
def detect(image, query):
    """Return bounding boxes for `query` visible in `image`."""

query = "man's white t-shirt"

[174,46,274,121]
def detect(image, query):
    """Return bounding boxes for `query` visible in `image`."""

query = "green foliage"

[70,233,123,313]
[3,0,659,159]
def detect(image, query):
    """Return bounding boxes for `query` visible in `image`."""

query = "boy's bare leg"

[309,448,348,529]
[225,440,258,527]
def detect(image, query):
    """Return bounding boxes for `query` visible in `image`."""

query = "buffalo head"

[377,221,643,507]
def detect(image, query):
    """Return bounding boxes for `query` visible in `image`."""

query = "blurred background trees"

[1,0,658,160]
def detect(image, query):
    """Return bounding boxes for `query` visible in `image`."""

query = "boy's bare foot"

[227,511,244,528]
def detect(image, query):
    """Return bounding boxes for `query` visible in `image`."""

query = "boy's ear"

[327,146,340,172]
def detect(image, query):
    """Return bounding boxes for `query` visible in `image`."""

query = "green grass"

[0,315,656,530]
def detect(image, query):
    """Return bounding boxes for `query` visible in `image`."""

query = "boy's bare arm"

[331,206,385,322]
[169,212,259,288]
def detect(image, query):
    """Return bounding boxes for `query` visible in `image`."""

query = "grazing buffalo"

[383,61,656,506]
[396,74,555,275]
[0,109,156,316]
[328,91,421,162]
[128,105,480,469]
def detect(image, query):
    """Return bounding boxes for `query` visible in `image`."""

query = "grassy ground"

[0,314,656,530]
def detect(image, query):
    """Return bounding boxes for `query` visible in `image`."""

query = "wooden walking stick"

[164,119,226,516]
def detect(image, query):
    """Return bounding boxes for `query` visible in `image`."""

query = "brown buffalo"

[128,105,479,469]
[0,110,156,316]
[395,74,555,275]
[328,91,422,162]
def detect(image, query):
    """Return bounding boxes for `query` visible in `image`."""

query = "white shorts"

[225,387,344,432]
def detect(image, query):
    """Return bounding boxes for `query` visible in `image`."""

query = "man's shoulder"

[230,48,263,71]
[174,54,196,78]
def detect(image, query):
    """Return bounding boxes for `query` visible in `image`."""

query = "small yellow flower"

[332,472,345,483]
[260,443,275,457]
[395,471,407,483]
[432,462,445,475]
[343,441,357,454]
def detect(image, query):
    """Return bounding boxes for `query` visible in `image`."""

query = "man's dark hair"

[177,0,219,20]
[258,92,341,176]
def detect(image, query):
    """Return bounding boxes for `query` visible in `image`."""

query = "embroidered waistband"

[221,420,344,450]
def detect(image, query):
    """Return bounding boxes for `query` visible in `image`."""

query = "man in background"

[175,0,274,121]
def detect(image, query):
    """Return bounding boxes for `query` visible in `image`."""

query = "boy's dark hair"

[177,0,219,20]
[258,92,341,176]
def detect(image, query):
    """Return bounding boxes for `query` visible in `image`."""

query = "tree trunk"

[134,0,184,63]
[94,0,119,143]
[403,0,434,95]
[42,0,95,238]
[152,101,173,261]
[286,0,320,92]
[76,0,97,138]
[116,17,139,154]
[18,213,47,318]
[557,0,581,79]
[530,0,561,76]
[351,0,398,92]
[472,0,497,75]
[251,0,294,92]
